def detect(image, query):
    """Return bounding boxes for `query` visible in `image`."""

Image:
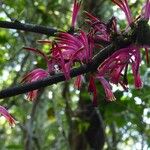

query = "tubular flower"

[88,76,98,106]
[142,0,150,20]
[96,76,116,101]
[21,68,49,101]
[85,12,112,42]
[97,45,142,89]
[54,31,94,77]
[0,106,15,126]
[23,47,53,73]
[133,73,143,89]
[112,0,133,25]
[51,42,70,79]
[23,45,71,99]
[74,75,84,90]
[131,47,143,89]
[55,31,93,62]
[71,0,81,28]
[24,46,66,76]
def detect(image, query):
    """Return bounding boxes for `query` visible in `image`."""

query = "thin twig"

[0,20,59,36]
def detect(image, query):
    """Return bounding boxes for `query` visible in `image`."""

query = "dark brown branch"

[0,20,59,36]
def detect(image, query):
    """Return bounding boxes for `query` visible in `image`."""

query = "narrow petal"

[145,48,149,65]
[26,90,39,101]
[74,75,83,89]
[71,0,81,27]
[0,106,15,126]
[22,68,49,101]
[97,76,116,101]
[88,76,98,106]
[53,44,70,79]
[23,47,48,62]
[112,0,132,25]
[143,0,150,19]
[134,73,143,89]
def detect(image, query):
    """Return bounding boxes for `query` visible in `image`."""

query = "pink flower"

[95,45,142,102]
[71,0,81,28]
[23,47,53,72]
[97,45,142,89]
[0,106,15,126]
[23,46,65,96]
[88,76,98,106]
[21,68,49,101]
[131,48,143,89]
[55,31,93,61]
[24,46,70,77]
[51,42,70,79]
[142,0,150,20]
[74,75,84,90]
[54,31,94,78]
[112,0,133,25]
[85,12,112,42]
[133,74,143,89]
[96,76,116,101]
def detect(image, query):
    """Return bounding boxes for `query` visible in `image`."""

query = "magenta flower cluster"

[0,106,15,126]
[21,0,150,108]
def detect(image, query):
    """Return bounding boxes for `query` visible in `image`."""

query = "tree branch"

[0,20,59,36]
[0,20,110,49]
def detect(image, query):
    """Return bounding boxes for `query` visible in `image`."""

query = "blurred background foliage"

[0,0,150,150]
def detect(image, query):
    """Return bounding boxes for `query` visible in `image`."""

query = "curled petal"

[110,65,125,84]
[97,76,116,101]
[72,0,81,27]
[88,76,98,106]
[74,75,84,89]
[0,106,15,126]
[134,74,143,89]
[21,69,49,83]
[26,90,39,101]
[52,43,70,79]
[142,0,150,20]
[85,11,111,42]
[55,31,93,64]
[131,47,142,89]
[23,47,48,62]
[21,68,49,101]
[112,0,132,25]
[37,40,52,44]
